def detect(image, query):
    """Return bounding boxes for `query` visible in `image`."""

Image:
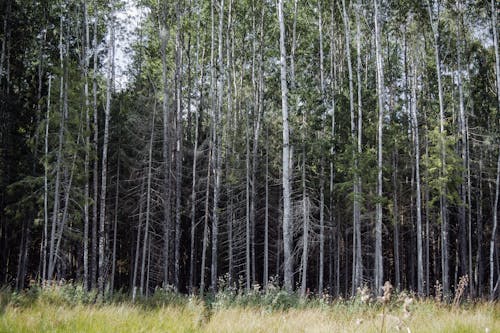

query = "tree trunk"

[131,179,145,301]
[160,3,172,288]
[278,0,293,292]
[455,1,468,282]
[92,14,99,290]
[189,6,204,292]
[110,144,120,294]
[392,150,400,290]
[411,57,423,295]
[48,13,66,281]
[42,75,52,282]
[200,145,212,295]
[174,1,184,292]
[342,0,361,293]
[140,103,155,297]
[317,0,326,296]
[98,12,115,296]
[427,0,449,297]
[290,0,298,88]
[490,148,500,299]
[210,0,224,293]
[82,0,90,291]
[373,0,385,293]
[490,0,500,301]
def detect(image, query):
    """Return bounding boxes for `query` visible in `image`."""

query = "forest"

[0,0,499,307]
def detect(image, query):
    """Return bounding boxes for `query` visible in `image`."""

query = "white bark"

[411,59,423,295]
[278,0,293,292]
[374,0,385,293]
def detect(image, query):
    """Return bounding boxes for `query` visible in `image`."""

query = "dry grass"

[0,296,498,333]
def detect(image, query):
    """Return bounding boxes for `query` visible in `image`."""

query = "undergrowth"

[0,278,498,332]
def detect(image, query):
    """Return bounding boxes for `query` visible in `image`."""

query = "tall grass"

[0,283,498,332]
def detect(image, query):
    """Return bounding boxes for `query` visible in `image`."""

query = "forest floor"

[0,287,499,332]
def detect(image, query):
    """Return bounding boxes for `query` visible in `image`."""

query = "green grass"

[0,286,498,332]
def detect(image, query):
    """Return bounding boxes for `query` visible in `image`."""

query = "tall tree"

[278,0,293,292]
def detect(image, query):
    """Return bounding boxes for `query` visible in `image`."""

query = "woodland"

[0,0,499,304]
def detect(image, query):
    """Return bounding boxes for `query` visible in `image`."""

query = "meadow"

[0,283,498,333]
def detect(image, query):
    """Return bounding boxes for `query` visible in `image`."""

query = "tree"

[278,0,293,292]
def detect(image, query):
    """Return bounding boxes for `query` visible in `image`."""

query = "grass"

[0,285,498,332]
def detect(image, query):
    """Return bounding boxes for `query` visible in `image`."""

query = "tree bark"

[140,103,155,297]
[411,57,423,295]
[278,0,293,292]
[92,13,99,290]
[98,11,115,296]
[160,2,172,288]
[427,0,449,296]
[373,0,385,293]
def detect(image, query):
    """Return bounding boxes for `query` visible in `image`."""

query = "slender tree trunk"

[492,0,500,112]
[290,0,298,88]
[42,75,52,282]
[373,0,385,293]
[300,194,310,297]
[82,0,91,291]
[92,14,99,290]
[490,0,500,300]
[392,150,400,290]
[342,0,361,293]
[490,148,500,299]
[189,10,204,292]
[355,0,363,293]
[477,148,484,296]
[278,0,293,292]
[199,145,212,295]
[317,0,326,296]
[329,2,338,296]
[140,104,156,296]
[174,1,184,292]
[411,58,424,295]
[427,0,449,296]
[48,13,66,281]
[110,144,120,294]
[264,127,269,288]
[160,3,171,288]
[250,1,264,289]
[210,0,224,293]
[455,1,468,282]
[131,179,145,301]
[300,104,309,297]
[98,11,115,296]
